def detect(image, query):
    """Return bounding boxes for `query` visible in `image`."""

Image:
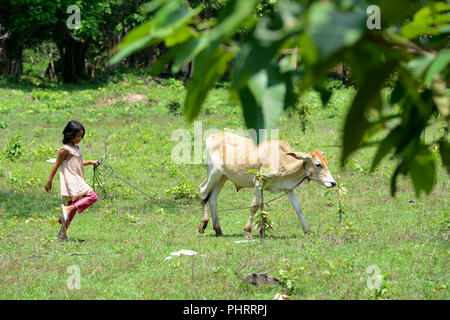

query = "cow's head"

[286,150,336,188]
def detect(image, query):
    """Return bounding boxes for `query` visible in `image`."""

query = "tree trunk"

[341,63,347,86]
[57,35,91,83]
[146,46,155,69]
[49,46,56,81]
[0,34,24,79]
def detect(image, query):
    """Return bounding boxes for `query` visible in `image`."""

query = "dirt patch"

[108,93,148,105]
[96,93,160,108]
[242,273,280,286]
[123,93,148,104]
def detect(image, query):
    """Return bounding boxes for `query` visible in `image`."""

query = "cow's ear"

[286,152,312,161]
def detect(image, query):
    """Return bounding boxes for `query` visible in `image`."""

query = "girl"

[45,120,99,240]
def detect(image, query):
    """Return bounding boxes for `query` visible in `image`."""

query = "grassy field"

[0,75,448,300]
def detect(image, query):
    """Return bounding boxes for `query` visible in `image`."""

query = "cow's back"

[205,132,258,188]
[205,133,303,190]
[257,140,302,176]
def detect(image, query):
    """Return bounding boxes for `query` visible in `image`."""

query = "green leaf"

[438,139,450,175]
[109,21,155,65]
[209,0,258,42]
[401,24,442,39]
[239,62,292,143]
[370,1,422,26]
[431,76,450,119]
[409,145,436,197]
[407,54,434,78]
[424,49,450,86]
[140,0,168,14]
[110,0,200,65]
[165,25,195,47]
[232,39,285,89]
[341,61,397,165]
[414,2,450,20]
[390,80,405,105]
[171,37,209,73]
[313,85,332,107]
[390,161,408,197]
[231,0,303,89]
[184,48,233,122]
[305,2,366,61]
[370,126,404,172]
[173,0,258,75]
[149,46,180,76]
[238,85,265,142]
[401,3,450,39]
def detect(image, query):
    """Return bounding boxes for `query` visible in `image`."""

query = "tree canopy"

[0,0,153,80]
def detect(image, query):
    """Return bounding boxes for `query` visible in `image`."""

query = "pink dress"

[59,144,92,201]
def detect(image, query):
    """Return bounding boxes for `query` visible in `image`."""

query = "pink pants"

[58,190,98,226]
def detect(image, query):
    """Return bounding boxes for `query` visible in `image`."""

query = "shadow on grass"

[0,77,107,93]
[0,191,59,219]
[59,238,85,244]
[203,233,301,240]
[106,200,200,214]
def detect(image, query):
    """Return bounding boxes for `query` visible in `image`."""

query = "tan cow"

[198,132,336,237]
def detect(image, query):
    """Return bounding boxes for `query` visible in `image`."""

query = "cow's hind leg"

[208,176,228,237]
[199,165,222,201]
[198,164,223,233]
[243,187,261,238]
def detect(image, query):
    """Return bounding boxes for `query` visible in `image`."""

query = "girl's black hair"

[62,120,85,144]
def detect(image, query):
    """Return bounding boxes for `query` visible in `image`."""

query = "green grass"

[0,75,448,300]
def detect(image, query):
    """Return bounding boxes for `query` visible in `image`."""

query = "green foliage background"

[111,0,449,197]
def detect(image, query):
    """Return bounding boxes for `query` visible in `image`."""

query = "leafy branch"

[248,166,274,246]
[111,0,450,198]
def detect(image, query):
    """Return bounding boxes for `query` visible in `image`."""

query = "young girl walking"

[45,120,99,240]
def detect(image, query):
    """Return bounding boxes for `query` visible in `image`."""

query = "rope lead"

[92,159,311,213]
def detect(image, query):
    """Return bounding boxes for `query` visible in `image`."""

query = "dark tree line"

[0,0,229,82]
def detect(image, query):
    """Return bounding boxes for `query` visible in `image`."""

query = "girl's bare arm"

[83,160,99,166]
[45,148,67,192]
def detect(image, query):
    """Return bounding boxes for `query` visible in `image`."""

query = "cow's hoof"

[214,229,223,237]
[244,233,252,239]
[198,224,206,234]
[198,220,209,233]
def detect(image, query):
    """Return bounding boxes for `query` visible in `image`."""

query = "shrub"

[6,136,22,161]
[165,181,200,201]
[161,78,185,90]
[166,100,182,116]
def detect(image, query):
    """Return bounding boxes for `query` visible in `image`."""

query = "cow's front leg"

[244,187,260,238]
[286,190,311,234]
